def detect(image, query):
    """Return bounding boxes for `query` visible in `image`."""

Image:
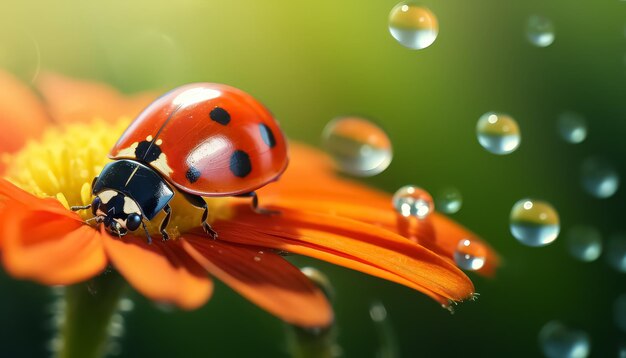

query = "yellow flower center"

[3,118,232,238]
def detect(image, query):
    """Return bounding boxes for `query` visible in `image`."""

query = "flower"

[0,71,499,328]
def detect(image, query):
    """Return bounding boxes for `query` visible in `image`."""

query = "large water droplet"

[388,2,438,50]
[566,225,602,262]
[476,112,521,155]
[557,111,587,144]
[454,239,487,271]
[392,185,434,219]
[539,321,590,358]
[301,267,335,300]
[527,15,555,47]
[606,234,626,273]
[510,199,560,247]
[580,157,619,198]
[435,187,463,214]
[322,116,392,177]
[615,294,626,333]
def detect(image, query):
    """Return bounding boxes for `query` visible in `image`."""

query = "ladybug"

[71,83,288,242]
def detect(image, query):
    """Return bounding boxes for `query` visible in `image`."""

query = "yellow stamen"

[3,119,232,238]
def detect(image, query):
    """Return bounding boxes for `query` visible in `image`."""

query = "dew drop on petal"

[322,116,392,177]
[606,234,626,273]
[301,267,334,300]
[435,187,463,214]
[527,15,555,48]
[566,225,602,262]
[454,239,487,271]
[539,321,590,358]
[510,199,560,247]
[388,2,438,50]
[392,185,434,219]
[580,157,620,199]
[557,111,587,144]
[476,112,521,155]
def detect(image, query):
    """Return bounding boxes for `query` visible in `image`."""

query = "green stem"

[56,272,128,358]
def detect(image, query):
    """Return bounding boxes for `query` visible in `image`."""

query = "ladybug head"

[91,190,144,237]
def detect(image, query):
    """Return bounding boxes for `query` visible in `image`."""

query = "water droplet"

[301,267,335,300]
[435,187,463,214]
[254,256,261,262]
[454,239,487,271]
[388,2,438,50]
[566,225,602,262]
[118,298,135,312]
[557,112,587,144]
[615,294,626,333]
[527,15,555,47]
[476,112,521,155]
[510,199,560,247]
[606,234,626,273]
[322,116,392,177]
[539,321,590,358]
[392,185,434,219]
[369,302,388,322]
[581,157,620,198]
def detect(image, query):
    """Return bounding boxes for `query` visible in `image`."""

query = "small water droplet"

[435,187,463,214]
[527,15,555,47]
[476,112,521,155]
[254,256,261,262]
[581,157,620,198]
[510,199,560,247]
[301,267,335,300]
[538,321,590,358]
[322,116,392,177]
[557,111,587,144]
[606,234,626,273]
[369,302,388,322]
[392,185,434,219]
[454,239,487,271]
[388,2,438,50]
[118,298,134,312]
[614,294,626,333]
[566,225,602,262]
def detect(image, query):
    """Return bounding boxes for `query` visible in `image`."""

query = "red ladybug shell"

[109,83,288,197]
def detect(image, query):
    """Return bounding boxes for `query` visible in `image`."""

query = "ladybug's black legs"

[236,191,279,215]
[179,191,218,239]
[141,221,153,245]
[160,204,172,241]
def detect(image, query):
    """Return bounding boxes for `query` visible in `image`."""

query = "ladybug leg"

[160,204,172,241]
[70,204,91,211]
[236,191,280,215]
[141,221,153,245]
[179,191,218,239]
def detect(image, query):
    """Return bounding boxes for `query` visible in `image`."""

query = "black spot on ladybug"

[186,166,201,184]
[135,140,162,162]
[230,150,252,178]
[259,123,276,148]
[210,107,231,125]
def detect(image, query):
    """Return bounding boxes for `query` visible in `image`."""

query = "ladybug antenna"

[85,215,104,224]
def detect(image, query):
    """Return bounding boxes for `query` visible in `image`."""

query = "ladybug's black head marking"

[92,190,143,237]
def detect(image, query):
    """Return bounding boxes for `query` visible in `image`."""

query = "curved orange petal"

[181,236,333,328]
[1,205,107,285]
[102,233,212,310]
[210,205,475,305]
[261,143,500,276]
[36,72,155,124]
[0,70,50,159]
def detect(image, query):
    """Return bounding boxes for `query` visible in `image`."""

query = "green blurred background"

[1,0,625,356]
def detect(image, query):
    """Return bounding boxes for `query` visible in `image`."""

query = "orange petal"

[181,236,333,327]
[0,179,74,217]
[210,205,475,304]
[0,70,50,159]
[1,205,107,285]
[36,72,156,124]
[102,233,212,310]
